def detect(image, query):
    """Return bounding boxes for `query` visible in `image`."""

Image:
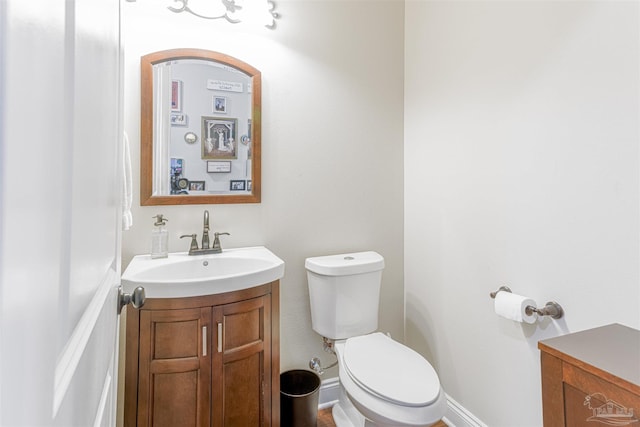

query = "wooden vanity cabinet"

[124,282,280,427]
[538,324,640,427]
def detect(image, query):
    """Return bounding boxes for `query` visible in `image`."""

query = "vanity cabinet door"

[212,295,272,427]
[137,307,212,427]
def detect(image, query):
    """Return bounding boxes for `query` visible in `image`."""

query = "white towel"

[122,131,133,231]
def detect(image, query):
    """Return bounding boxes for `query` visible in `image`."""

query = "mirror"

[141,49,261,205]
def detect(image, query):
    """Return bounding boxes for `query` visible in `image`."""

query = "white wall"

[121,0,405,374]
[405,2,640,426]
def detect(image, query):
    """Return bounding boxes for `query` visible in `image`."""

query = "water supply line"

[309,337,338,375]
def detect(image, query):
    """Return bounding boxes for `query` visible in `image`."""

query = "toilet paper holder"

[489,286,564,320]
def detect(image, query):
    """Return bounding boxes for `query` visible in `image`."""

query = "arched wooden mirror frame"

[140,48,261,205]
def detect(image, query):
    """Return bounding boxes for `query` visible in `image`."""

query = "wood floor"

[317,407,335,427]
[317,407,449,427]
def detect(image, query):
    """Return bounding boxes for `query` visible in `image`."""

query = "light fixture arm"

[166,0,241,24]
[126,0,279,29]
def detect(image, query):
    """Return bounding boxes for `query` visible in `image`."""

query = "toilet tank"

[305,251,385,340]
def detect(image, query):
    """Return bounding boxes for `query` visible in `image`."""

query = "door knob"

[118,286,146,314]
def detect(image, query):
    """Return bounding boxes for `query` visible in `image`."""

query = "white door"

[0,0,125,426]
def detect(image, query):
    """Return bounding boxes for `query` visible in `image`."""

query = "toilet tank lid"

[305,251,385,276]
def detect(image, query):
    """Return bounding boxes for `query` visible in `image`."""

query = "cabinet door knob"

[118,286,146,314]
[217,322,223,353]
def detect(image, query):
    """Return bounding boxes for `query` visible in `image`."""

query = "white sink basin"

[121,246,285,298]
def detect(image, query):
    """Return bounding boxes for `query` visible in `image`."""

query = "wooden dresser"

[538,324,640,427]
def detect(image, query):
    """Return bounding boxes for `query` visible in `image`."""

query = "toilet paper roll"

[494,292,537,324]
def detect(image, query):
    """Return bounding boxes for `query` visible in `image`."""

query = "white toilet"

[306,251,446,427]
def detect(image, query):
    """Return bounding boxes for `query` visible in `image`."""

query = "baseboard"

[317,378,487,427]
[318,377,340,409]
[442,393,488,427]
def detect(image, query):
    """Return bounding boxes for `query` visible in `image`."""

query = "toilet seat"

[335,337,446,427]
[343,333,440,407]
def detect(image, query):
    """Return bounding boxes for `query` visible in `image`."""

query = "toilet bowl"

[332,333,446,427]
[305,252,446,427]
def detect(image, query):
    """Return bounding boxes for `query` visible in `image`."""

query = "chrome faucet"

[180,210,230,255]
[202,210,210,250]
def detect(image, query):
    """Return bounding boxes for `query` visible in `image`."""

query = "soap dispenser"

[151,214,169,259]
